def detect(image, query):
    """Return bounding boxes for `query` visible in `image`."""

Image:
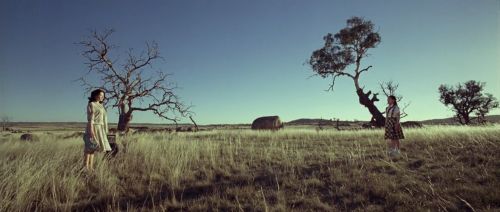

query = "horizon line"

[7,114,497,125]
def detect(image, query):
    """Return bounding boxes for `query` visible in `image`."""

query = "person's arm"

[103,111,108,135]
[395,106,401,125]
[87,103,94,135]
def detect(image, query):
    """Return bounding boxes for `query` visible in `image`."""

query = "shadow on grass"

[71,163,335,212]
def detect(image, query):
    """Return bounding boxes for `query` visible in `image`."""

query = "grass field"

[1,124,499,211]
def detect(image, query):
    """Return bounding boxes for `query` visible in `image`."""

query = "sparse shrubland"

[1,125,499,211]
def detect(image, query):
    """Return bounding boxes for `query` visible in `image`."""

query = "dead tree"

[189,116,199,131]
[306,17,386,127]
[333,118,340,131]
[74,29,194,132]
[315,117,325,132]
[2,116,12,130]
[379,79,410,119]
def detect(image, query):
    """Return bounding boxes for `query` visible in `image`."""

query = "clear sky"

[1,0,499,125]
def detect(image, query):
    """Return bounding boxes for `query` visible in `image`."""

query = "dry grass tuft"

[1,125,499,211]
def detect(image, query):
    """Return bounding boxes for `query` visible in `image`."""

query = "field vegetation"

[1,124,499,211]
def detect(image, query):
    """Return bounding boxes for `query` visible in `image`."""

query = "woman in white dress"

[83,89,112,171]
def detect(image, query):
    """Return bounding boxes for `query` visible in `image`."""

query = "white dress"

[83,102,111,153]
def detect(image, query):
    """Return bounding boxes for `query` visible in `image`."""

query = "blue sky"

[1,0,499,125]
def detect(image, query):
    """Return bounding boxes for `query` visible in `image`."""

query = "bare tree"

[189,116,199,131]
[379,79,410,119]
[332,118,340,131]
[315,117,325,132]
[438,80,499,125]
[74,29,194,132]
[306,17,386,127]
[2,116,12,130]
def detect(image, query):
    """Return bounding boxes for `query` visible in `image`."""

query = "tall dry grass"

[1,125,499,212]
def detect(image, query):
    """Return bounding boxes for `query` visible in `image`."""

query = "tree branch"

[75,29,194,129]
[355,65,372,78]
[379,79,410,118]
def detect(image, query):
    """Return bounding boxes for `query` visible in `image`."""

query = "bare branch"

[189,116,199,131]
[355,65,372,78]
[2,116,13,130]
[74,29,194,131]
[379,79,410,119]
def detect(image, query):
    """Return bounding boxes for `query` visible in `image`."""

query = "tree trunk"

[117,112,133,132]
[356,88,386,127]
[462,113,471,125]
[189,116,199,131]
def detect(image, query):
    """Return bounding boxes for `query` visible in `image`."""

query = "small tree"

[75,29,194,132]
[306,16,386,127]
[315,117,325,132]
[438,80,499,125]
[379,79,410,119]
[2,116,12,130]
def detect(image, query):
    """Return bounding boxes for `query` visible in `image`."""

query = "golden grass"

[1,125,499,212]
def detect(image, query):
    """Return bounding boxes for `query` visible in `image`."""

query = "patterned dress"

[83,102,111,153]
[384,104,405,140]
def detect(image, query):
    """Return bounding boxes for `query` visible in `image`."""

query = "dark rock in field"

[187,127,194,132]
[176,127,184,132]
[251,116,284,131]
[20,134,39,141]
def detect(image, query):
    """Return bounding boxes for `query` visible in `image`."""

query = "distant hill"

[287,115,500,125]
[419,115,500,125]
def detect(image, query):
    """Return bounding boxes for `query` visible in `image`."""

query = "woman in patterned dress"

[384,95,405,156]
[83,89,112,170]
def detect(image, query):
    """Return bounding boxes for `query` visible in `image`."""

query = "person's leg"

[89,154,94,170]
[84,152,93,170]
[391,139,398,152]
[84,152,89,169]
[89,153,95,170]
[396,139,401,151]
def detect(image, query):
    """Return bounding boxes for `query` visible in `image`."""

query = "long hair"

[88,89,104,104]
[388,95,398,105]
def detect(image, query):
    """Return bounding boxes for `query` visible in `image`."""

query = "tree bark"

[356,88,386,127]
[118,112,133,132]
[189,116,199,131]
[462,113,471,125]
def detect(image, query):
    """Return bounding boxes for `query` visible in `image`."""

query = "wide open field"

[1,125,499,211]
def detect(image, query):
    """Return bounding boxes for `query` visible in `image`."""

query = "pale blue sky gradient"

[1,0,499,125]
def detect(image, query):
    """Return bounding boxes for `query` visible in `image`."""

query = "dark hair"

[388,95,397,105]
[88,89,104,104]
